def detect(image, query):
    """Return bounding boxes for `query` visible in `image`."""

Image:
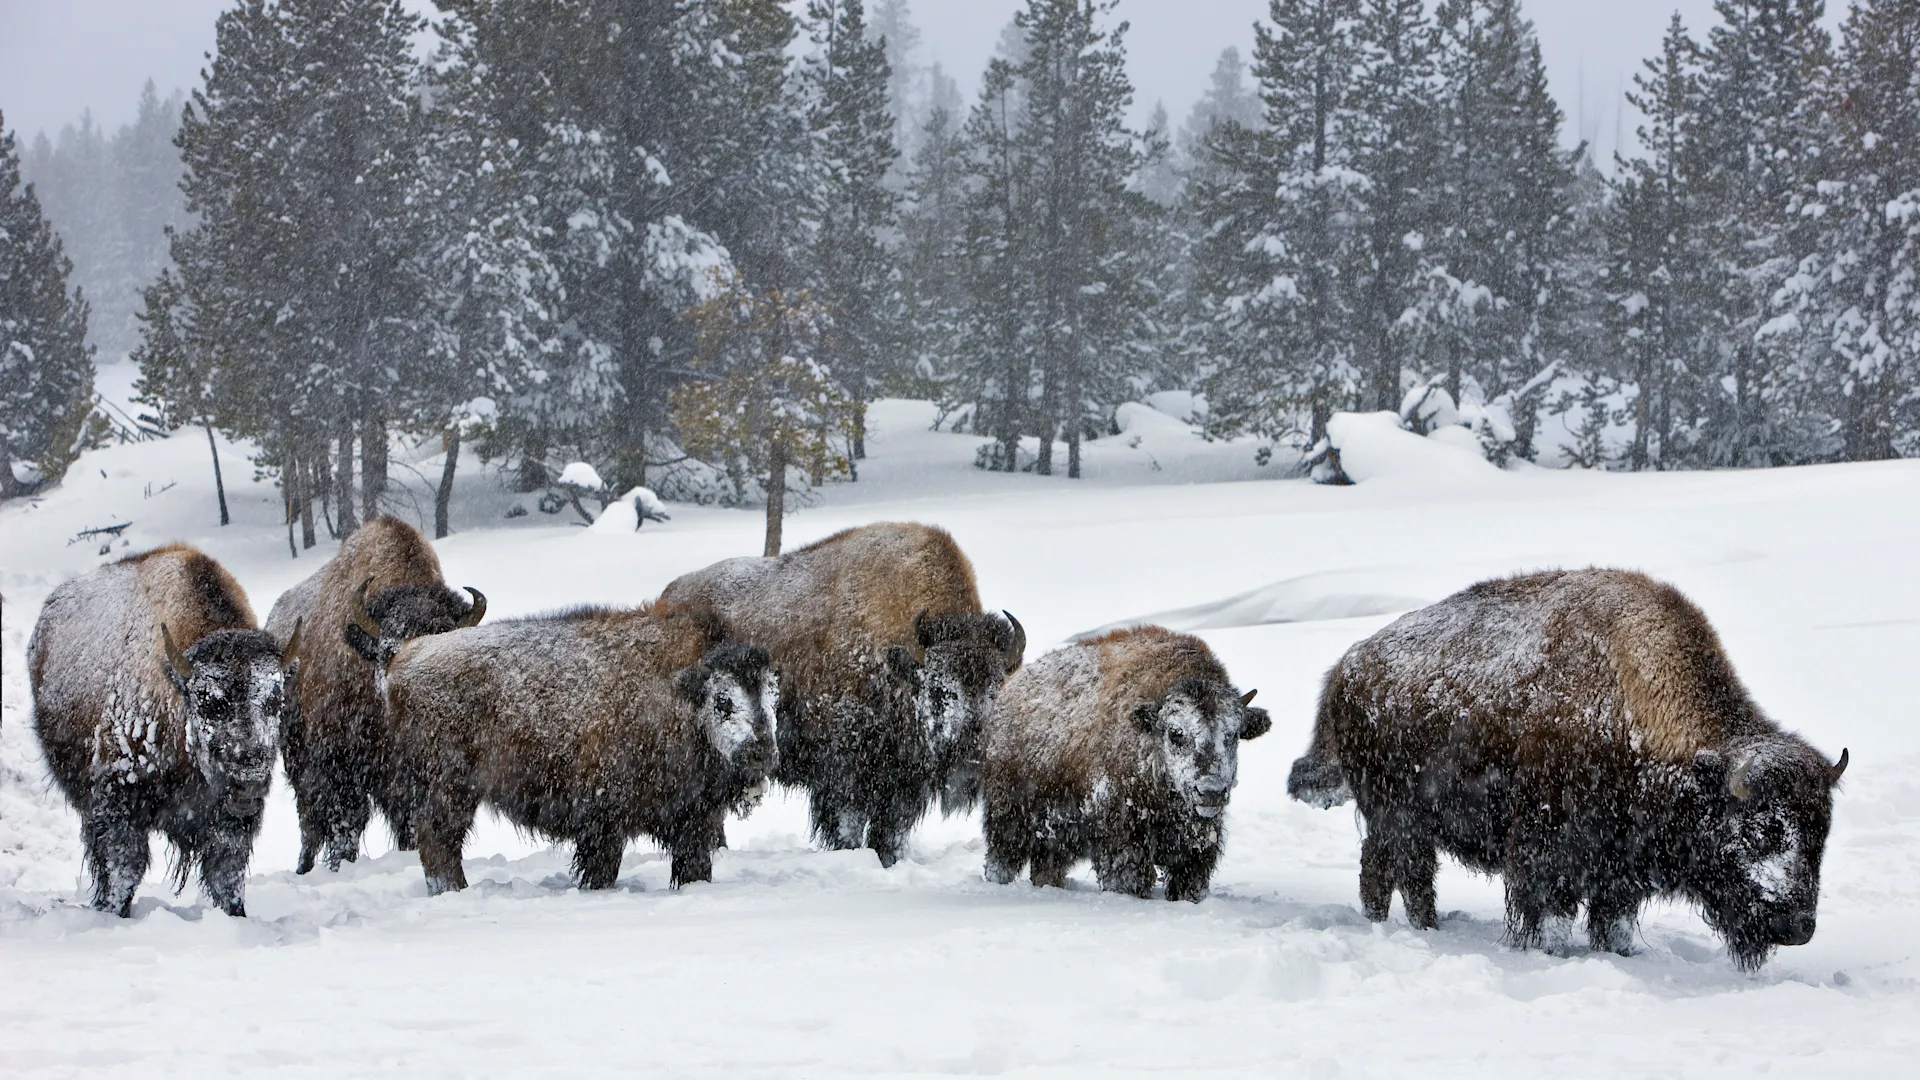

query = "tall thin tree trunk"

[335,419,358,537]
[362,405,387,520]
[285,457,298,558]
[435,430,460,540]
[299,452,317,550]
[764,440,787,557]
[204,424,230,526]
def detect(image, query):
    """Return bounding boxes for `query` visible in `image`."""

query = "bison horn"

[1002,610,1026,671]
[160,623,192,681]
[915,608,935,649]
[1728,755,1756,802]
[351,578,383,640]
[457,586,486,628]
[1829,748,1849,784]
[1240,688,1258,706]
[281,617,304,672]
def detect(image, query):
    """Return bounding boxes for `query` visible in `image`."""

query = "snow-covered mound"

[588,486,670,533]
[556,460,606,490]
[1325,409,1502,484]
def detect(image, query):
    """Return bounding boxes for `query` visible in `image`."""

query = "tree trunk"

[299,452,317,550]
[361,405,387,521]
[285,459,297,558]
[435,430,460,540]
[334,419,358,537]
[204,424,230,525]
[852,396,867,462]
[764,440,787,557]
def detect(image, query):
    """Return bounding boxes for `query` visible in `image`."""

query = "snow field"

[4,394,1920,1075]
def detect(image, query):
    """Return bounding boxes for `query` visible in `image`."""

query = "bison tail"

[1286,749,1353,809]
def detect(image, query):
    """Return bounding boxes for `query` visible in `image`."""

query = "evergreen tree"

[895,102,970,410]
[868,0,924,173]
[1,112,95,497]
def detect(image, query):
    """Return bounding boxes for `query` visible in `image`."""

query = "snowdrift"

[1325,409,1503,484]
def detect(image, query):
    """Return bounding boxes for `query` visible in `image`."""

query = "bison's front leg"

[981,799,1032,885]
[1584,884,1643,956]
[1163,844,1222,904]
[83,782,150,917]
[1090,835,1154,899]
[572,828,626,890]
[198,810,262,917]
[667,815,725,887]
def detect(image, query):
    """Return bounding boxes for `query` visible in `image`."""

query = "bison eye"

[1168,729,1190,748]
[713,696,735,716]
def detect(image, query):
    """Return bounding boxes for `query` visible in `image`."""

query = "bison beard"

[1291,569,1847,970]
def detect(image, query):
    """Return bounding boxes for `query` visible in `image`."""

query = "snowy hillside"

[4,400,1920,1076]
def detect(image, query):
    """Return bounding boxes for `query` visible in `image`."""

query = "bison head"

[1691,739,1848,971]
[1134,680,1269,819]
[675,643,779,783]
[163,621,302,817]
[887,609,1026,812]
[345,578,485,675]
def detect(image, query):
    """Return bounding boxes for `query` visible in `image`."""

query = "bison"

[382,601,777,893]
[264,515,483,873]
[1287,568,1848,970]
[980,626,1268,901]
[660,522,1024,867]
[29,545,300,917]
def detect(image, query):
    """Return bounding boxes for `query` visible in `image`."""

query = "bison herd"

[26,519,1848,971]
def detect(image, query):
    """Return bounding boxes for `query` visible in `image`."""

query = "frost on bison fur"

[28,545,299,917]
[264,515,483,874]
[981,627,1268,902]
[384,602,777,893]
[1288,568,1848,970]
[660,522,1023,867]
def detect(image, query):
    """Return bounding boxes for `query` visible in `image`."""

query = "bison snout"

[1192,781,1233,817]
[224,780,270,816]
[1770,911,1817,947]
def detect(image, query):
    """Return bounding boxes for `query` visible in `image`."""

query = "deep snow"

[4,390,1920,1076]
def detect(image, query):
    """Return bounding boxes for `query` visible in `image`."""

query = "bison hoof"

[983,859,1019,885]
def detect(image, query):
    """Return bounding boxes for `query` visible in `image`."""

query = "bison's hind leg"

[1584,884,1644,956]
[1360,811,1439,928]
[414,785,478,895]
[981,800,1031,886]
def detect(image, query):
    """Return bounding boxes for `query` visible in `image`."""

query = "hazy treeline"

[2,0,1916,523]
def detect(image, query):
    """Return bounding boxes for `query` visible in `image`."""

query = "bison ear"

[344,620,381,663]
[885,645,919,685]
[1132,701,1159,733]
[1240,706,1272,741]
[673,666,709,705]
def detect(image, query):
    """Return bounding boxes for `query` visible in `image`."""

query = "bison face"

[677,644,778,778]
[1693,741,1847,970]
[164,625,300,817]
[1136,681,1267,819]
[345,581,485,680]
[904,611,1026,799]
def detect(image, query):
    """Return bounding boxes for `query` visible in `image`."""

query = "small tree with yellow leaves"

[672,274,858,556]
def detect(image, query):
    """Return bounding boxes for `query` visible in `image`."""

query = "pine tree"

[801,0,901,464]
[896,102,970,410]
[1,112,95,498]
[868,0,924,173]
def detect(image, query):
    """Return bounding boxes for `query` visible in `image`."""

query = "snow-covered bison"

[660,522,1024,867]
[29,546,300,917]
[1288,568,1848,970]
[980,626,1268,901]
[383,601,777,893]
[265,515,484,873]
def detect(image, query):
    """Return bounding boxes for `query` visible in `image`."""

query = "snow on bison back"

[1287,568,1848,970]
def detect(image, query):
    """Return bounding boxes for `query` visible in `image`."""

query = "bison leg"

[1164,845,1222,904]
[809,788,866,852]
[981,800,1031,885]
[1585,885,1643,956]
[667,816,725,887]
[414,786,477,895]
[1359,816,1438,927]
[83,783,150,918]
[198,813,261,917]
[1029,842,1074,890]
[1091,840,1154,899]
[572,829,626,891]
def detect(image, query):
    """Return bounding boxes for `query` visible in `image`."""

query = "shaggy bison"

[29,546,300,917]
[1288,568,1848,970]
[383,601,777,893]
[981,626,1268,901]
[660,522,1023,867]
[265,515,483,873]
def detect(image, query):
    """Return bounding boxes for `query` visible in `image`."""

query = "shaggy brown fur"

[1289,568,1848,970]
[30,545,296,916]
[265,516,480,872]
[981,627,1267,902]
[659,522,1023,866]
[383,601,776,893]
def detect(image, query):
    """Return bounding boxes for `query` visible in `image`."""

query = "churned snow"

[3,391,1920,1075]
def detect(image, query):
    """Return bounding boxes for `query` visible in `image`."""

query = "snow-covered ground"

[4,393,1920,1076]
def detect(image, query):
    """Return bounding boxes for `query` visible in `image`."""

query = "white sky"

[0,1,1845,167]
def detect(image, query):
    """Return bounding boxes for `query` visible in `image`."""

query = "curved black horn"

[1829,747,1849,784]
[1002,610,1026,671]
[1240,688,1258,706]
[160,623,192,680]
[457,586,487,628]
[351,578,382,639]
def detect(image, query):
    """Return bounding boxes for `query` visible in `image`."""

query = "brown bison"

[1287,568,1848,970]
[383,601,777,893]
[264,515,483,873]
[29,545,300,917]
[660,522,1024,867]
[981,626,1268,901]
